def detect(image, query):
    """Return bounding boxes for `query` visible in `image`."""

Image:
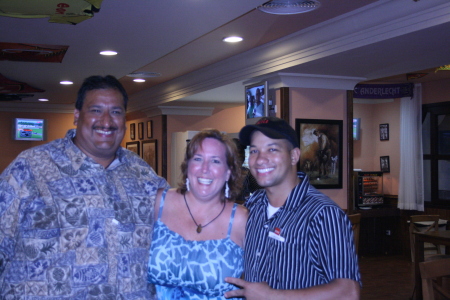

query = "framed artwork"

[142,139,157,173]
[295,119,343,189]
[138,122,144,140]
[126,141,140,156]
[380,156,390,173]
[379,123,389,141]
[129,123,136,140]
[147,120,153,138]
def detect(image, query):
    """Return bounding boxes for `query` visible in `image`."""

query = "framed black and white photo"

[126,141,139,156]
[138,122,144,140]
[142,139,157,173]
[147,120,153,138]
[129,123,136,140]
[380,156,390,173]
[295,119,343,189]
[379,123,389,141]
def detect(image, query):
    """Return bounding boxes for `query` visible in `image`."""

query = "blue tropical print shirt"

[0,129,169,299]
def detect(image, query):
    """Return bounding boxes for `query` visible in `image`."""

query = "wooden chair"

[348,213,361,255]
[409,215,442,262]
[419,258,450,300]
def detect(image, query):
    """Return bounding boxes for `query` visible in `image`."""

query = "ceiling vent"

[258,0,321,15]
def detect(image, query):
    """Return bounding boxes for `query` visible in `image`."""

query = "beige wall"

[289,87,348,208]
[166,106,246,184]
[354,99,401,195]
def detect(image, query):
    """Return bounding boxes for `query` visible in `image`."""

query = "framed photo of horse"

[295,119,343,189]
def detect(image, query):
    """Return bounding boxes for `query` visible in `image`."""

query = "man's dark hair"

[75,75,128,110]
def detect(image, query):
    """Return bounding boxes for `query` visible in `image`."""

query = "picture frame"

[295,119,343,189]
[245,81,268,124]
[380,156,390,173]
[129,123,136,140]
[142,139,157,173]
[379,123,389,141]
[138,122,144,140]
[126,141,140,156]
[147,120,153,138]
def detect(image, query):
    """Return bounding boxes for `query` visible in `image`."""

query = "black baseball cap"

[239,117,299,148]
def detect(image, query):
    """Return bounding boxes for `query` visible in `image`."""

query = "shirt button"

[264,224,269,229]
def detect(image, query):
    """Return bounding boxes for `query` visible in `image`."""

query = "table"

[413,230,450,300]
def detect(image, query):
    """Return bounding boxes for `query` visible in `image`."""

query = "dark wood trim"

[279,87,290,124]
[161,115,167,179]
[347,90,355,214]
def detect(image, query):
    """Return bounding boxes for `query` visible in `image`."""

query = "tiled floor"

[359,255,415,300]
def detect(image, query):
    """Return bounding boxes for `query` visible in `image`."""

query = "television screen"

[13,118,47,141]
[353,118,361,140]
[245,81,268,124]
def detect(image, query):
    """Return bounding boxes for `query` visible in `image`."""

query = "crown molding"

[156,106,214,116]
[0,102,74,113]
[127,0,450,112]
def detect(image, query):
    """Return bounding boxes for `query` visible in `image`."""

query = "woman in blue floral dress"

[147,129,248,299]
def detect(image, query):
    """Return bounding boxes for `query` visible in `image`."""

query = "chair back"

[348,213,361,255]
[409,215,441,262]
[419,257,450,300]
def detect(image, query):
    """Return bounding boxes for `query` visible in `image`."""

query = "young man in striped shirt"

[225,117,361,300]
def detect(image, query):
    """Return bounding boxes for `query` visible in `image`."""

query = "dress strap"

[227,203,238,237]
[157,188,169,221]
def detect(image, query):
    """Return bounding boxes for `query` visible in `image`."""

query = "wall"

[353,99,401,195]
[289,87,348,208]
[122,115,165,177]
[166,106,246,185]
[0,111,74,172]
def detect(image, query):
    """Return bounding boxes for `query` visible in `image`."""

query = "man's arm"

[224,277,360,300]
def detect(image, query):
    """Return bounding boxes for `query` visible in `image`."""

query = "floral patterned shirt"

[0,129,169,299]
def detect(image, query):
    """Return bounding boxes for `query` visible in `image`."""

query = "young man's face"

[248,131,297,189]
[73,88,126,165]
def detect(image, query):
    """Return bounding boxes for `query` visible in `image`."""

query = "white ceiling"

[1,0,450,115]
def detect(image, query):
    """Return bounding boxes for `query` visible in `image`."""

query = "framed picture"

[126,141,140,156]
[142,139,157,173]
[295,119,343,189]
[138,122,144,140]
[147,120,153,138]
[129,123,136,140]
[380,156,390,173]
[379,123,389,141]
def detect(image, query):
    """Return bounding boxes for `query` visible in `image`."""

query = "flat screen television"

[12,118,47,141]
[245,81,268,125]
[353,118,361,140]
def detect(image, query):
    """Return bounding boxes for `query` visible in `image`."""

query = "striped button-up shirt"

[244,172,361,289]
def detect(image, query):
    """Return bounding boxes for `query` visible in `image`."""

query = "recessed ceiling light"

[100,50,118,56]
[133,78,146,82]
[223,36,243,43]
[60,81,73,85]
[38,98,49,102]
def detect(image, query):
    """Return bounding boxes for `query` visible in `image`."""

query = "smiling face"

[73,88,126,167]
[187,138,231,202]
[248,131,299,192]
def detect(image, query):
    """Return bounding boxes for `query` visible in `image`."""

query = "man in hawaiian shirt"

[0,75,169,299]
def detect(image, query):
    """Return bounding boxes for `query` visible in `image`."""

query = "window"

[422,101,450,208]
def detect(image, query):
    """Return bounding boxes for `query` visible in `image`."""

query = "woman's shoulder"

[233,203,249,223]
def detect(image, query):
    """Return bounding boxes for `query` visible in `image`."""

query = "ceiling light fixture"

[133,78,146,82]
[126,72,161,78]
[60,81,73,85]
[223,36,243,43]
[38,98,49,102]
[258,0,321,15]
[99,50,118,56]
